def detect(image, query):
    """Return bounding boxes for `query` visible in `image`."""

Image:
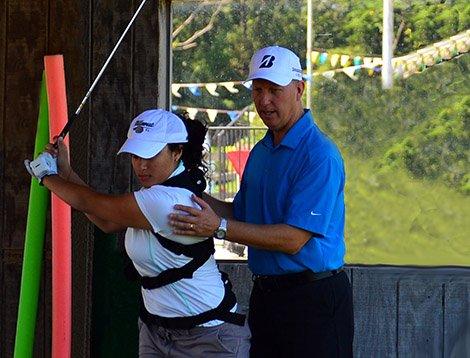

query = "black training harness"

[132,169,245,329]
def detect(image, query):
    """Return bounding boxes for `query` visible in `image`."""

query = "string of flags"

[172,29,469,96]
[172,30,469,121]
[172,81,251,98]
[171,104,257,123]
[310,29,469,79]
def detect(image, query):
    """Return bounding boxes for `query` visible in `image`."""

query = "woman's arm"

[66,169,127,233]
[42,175,152,231]
[43,138,146,233]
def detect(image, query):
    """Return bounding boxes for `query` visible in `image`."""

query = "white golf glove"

[24,152,58,183]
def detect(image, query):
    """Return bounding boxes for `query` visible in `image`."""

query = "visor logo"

[259,55,275,68]
[133,120,155,133]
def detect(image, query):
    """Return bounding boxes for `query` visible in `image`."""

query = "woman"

[25,109,250,357]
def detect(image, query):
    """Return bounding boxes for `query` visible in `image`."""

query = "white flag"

[221,82,239,93]
[206,109,218,122]
[343,67,358,80]
[186,108,198,119]
[205,83,220,96]
[171,84,182,98]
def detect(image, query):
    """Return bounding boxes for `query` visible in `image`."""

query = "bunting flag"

[205,83,219,96]
[319,52,328,65]
[343,67,359,80]
[311,51,320,64]
[220,81,240,93]
[188,86,201,96]
[206,109,218,122]
[340,54,351,67]
[172,84,182,98]
[309,29,469,77]
[170,30,469,97]
[172,105,256,124]
[186,107,198,119]
[322,71,335,79]
[330,54,340,68]
[171,80,246,98]
[243,81,252,89]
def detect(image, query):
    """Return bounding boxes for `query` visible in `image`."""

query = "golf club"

[56,0,149,141]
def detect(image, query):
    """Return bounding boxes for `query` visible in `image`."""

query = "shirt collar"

[262,109,314,150]
[169,161,186,178]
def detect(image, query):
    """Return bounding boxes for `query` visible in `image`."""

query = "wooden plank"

[398,277,443,357]
[3,0,48,244]
[444,278,470,357]
[47,1,91,356]
[89,1,136,356]
[132,0,159,113]
[0,0,6,354]
[89,0,133,193]
[351,267,397,358]
[3,261,23,358]
[217,262,253,314]
[2,1,48,356]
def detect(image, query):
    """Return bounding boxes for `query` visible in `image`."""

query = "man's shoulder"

[302,126,343,160]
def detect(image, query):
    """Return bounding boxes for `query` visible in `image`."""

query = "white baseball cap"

[118,109,188,159]
[246,46,303,86]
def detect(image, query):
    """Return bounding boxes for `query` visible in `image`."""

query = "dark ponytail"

[169,113,208,176]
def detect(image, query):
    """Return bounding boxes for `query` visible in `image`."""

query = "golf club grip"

[53,116,74,148]
[57,120,72,139]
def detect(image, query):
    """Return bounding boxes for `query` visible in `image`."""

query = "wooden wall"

[219,264,470,358]
[0,1,171,356]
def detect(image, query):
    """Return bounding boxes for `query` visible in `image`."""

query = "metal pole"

[382,0,394,89]
[306,0,313,108]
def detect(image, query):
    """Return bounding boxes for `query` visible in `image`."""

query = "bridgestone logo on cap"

[259,55,275,68]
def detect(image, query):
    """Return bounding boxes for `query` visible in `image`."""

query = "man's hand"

[24,152,58,183]
[169,194,221,237]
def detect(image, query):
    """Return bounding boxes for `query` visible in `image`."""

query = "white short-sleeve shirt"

[125,184,226,326]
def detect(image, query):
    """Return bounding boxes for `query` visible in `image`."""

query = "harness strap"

[156,234,214,258]
[141,234,215,289]
[140,277,246,329]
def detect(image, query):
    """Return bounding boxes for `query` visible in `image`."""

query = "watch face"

[215,229,226,239]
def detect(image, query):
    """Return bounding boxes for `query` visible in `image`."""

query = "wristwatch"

[214,217,228,240]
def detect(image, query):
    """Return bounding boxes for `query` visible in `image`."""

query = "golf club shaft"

[56,0,148,140]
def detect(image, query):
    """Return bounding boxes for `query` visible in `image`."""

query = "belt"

[252,269,343,292]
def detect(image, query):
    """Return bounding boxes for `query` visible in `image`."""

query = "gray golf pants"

[138,319,251,357]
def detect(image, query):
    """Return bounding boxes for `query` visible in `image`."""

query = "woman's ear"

[173,145,183,162]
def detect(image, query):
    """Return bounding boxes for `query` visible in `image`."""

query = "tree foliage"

[172,0,469,194]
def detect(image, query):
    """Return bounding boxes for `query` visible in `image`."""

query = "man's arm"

[169,195,311,254]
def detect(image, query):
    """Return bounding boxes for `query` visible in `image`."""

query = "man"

[170,46,353,357]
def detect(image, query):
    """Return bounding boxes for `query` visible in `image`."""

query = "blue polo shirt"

[233,110,346,275]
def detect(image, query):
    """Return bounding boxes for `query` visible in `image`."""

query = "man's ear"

[296,81,305,101]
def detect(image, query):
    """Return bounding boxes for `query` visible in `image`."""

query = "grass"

[344,154,470,266]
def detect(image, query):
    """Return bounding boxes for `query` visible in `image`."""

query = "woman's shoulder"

[138,185,196,208]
